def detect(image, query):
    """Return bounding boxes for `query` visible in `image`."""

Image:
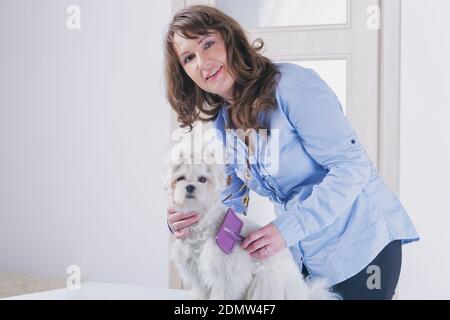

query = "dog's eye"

[176,176,185,182]
[198,176,207,183]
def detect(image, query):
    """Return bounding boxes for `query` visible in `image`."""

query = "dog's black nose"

[186,184,196,193]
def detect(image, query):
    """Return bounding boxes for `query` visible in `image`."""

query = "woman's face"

[173,31,235,101]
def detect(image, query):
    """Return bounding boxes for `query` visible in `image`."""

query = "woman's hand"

[167,207,200,239]
[240,223,286,260]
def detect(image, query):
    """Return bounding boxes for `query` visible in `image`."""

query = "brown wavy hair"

[164,5,280,131]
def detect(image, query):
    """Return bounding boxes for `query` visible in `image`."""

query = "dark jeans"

[302,240,403,300]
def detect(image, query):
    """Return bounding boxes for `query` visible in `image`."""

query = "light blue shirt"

[212,63,419,287]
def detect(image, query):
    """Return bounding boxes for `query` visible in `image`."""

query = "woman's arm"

[271,66,372,248]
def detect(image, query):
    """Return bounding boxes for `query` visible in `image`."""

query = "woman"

[164,5,419,300]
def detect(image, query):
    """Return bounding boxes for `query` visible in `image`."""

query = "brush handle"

[224,227,245,241]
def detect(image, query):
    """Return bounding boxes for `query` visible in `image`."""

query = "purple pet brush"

[216,208,245,254]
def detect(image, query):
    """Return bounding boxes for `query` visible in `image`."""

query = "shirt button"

[351,139,356,144]
[242,196,249,208]
[245,171,252,180]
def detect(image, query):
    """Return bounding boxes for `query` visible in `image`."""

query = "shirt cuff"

[272,211,306,248]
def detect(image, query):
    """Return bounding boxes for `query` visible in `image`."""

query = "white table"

[4,281,190,300]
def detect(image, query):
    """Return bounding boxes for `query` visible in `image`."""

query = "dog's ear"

[161,151,174,194]
[162,135,194,193]
[202,135,226,193]
[210,164,226,193]
[202,137,224,165]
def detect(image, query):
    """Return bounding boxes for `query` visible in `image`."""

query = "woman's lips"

[207,66,223,81]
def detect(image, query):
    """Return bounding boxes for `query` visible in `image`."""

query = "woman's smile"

[206,65,223,81]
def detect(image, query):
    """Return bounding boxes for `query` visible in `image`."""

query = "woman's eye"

[183,55,194,64]
[198,177,207,183]
[176,176,185,182]
[205,41,215,50]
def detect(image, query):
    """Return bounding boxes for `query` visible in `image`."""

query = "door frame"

[379,0,402,196]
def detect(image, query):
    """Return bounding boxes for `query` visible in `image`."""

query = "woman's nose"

[196,52,210,70]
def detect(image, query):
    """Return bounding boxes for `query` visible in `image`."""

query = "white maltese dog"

[163,139,339,300]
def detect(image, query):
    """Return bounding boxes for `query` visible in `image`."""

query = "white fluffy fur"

[163,145,339,300]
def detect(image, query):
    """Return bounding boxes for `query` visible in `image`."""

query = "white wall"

[2,0,449,298]
[398,0,450,299]
[0,0,172,288]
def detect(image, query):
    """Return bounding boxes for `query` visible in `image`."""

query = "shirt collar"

[220,101,232,129]
[219,102,266,130]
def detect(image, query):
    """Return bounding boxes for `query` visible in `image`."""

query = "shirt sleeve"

[271,67,372,248]
[220,164,250,215]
